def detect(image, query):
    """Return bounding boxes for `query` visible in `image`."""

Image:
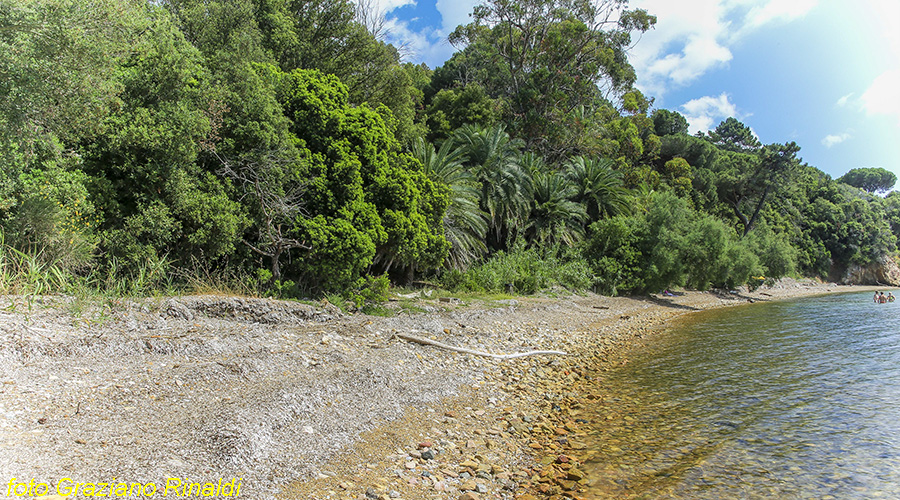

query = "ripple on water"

[581,291,900,499]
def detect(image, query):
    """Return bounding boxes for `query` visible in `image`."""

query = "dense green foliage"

[1,0,897,300]
[838,167,897,194]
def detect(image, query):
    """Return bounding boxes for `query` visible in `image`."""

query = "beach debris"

[395,332,568,359]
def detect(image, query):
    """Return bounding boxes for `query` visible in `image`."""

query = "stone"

[459,480,477,491]
[567,468,586,481]
[558,479,577,490]
[458,493,480,500]
[421,449,436,460]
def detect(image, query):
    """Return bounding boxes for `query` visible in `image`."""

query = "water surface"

[583,291,900,499]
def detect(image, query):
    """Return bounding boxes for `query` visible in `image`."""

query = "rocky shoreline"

[0,281,878,500]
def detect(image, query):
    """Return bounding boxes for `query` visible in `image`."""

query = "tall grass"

[0,239,180,298]
[0,245,70,296]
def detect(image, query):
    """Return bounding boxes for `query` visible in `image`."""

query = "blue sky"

[374,0,900,180]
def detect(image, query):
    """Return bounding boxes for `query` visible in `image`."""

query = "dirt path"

[0,281,877,499]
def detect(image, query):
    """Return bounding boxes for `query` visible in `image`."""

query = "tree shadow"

[709,288,768,303]
[635,294,702,311]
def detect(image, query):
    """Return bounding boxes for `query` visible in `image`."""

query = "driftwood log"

[395,332,568,359]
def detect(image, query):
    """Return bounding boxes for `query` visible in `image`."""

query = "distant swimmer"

[890,292,896,303]
[875,291,880,303]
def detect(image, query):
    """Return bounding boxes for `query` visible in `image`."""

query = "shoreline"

[0,282,886,500]
[285,281,883,500]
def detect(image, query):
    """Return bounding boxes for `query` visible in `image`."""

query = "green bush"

[347,274,392,307]
[440,244,593,294]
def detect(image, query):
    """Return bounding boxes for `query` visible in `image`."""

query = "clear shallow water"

[582,292,900,499]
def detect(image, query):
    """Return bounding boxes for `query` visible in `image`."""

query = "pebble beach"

[0,280,875,500]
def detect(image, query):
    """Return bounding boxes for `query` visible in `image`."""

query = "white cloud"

[630,0,818,99]
[861,69,900,125]
[380,0,480,67]
[836,93,854,107]
[868,0,900,56]
[680,92,739,134]
[821,133,851,148]
[368,0,416,12]
[435,0,479,32]
[383,16,455,67]
[741,0,818,31]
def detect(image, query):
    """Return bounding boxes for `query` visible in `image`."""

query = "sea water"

[582,291,900,499]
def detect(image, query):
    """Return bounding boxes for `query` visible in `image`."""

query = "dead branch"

[395,332,568,359]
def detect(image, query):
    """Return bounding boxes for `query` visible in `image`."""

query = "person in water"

[880,292,888,303]
[875,291,880,303]
[890,292,896,303]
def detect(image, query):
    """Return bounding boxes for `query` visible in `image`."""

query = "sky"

[373,0,900,181]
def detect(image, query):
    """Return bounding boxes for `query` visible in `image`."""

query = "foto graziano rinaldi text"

[6,477,242,497]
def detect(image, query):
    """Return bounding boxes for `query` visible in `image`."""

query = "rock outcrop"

[841,254,900,286]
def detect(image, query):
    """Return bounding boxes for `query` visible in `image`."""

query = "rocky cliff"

[841,254,900,286]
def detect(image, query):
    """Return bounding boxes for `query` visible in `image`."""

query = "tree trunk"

[271,246,283,283]
[744,185,771,237]
[732,199,751,237]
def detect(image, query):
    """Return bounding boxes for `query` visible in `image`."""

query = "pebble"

[459,480,477,491]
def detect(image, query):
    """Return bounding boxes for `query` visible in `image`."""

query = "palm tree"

[565,156,632,221]
[412,138,488,269]
[527,168,587,247]
[451,124,531,250]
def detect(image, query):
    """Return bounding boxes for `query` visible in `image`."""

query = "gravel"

[0,282,867,499]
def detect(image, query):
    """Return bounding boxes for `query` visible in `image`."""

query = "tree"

[714,142,801,237]
[412,138,488,269]
[652,109,689,136]
[425,83,502,143]
[271,67,449,288]
[565,156,631,221]
[706,117,761,153]
[81,8,249,268]
[447,0,655,157]
[584,192,741,294]
[526,169,587,247]
[216,147,309,283]
[451,124,530,250]
[0,0,151,246]
[838,167,897,194]
[267,0,422,143]
[0,0,149,146]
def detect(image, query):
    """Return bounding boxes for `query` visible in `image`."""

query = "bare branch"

[214,148,311,282]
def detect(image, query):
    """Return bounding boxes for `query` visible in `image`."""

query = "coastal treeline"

[2,0,898,299]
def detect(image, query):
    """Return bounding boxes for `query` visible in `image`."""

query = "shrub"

[439,244,593,294]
